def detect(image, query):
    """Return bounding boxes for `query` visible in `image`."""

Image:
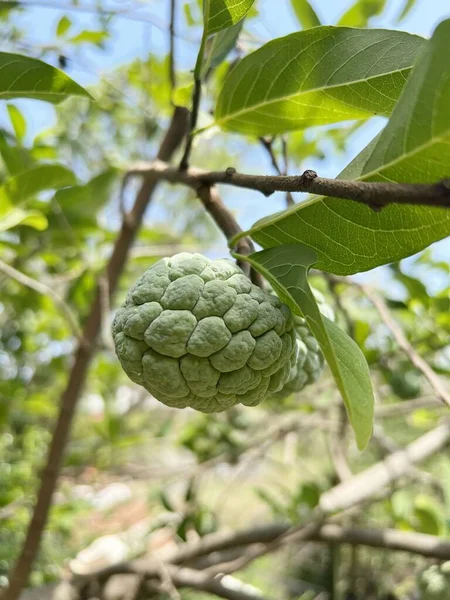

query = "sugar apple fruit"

[112,253,297,412]
[272,288,334,399]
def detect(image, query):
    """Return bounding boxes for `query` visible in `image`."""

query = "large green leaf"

[290,0,321,29]
[240,20,450,275]
[237,244,374,450]
[0,52,91,103]
[337,0,387,27]
[214,27,423,135]
[206,0,255,35]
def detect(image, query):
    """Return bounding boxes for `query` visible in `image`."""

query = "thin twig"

[179,78,201,170]
[169,0,177,93]
[127,161,450,209]
[259,137,294,206]
[0,258,83,342]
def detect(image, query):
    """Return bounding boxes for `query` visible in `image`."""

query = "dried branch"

[360,285,450,408]
[2,107,190,600]
[0,258,83,342]
[127,160,450,210]
[320,420,450,513]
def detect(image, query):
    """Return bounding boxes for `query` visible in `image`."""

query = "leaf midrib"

[216,66,413,127]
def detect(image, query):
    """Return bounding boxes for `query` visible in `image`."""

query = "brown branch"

[169,0,177,93]
[127,161,450,210]
[196,185,264,287]
[2,107,190,600]
[259,137,294,206]
[360,286,450,408]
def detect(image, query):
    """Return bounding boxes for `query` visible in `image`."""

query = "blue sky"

[3,0,450,290]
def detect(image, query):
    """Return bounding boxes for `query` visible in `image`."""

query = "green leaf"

[397,0,417,22]
[0,164,76,213]
[206,20,243,69]
[56,15,72,37]
[0,130,32,174]
[337,0,387,27]
[69,30,109,45]
[52,168,118,226]
[0,52,92,103]
[290,0,321,29]
[242,20,450,275]
[206,0,255,36]
[7,104,26,142]
[238,244,374,450]
[0,208,48,232]
[215,27,423,135]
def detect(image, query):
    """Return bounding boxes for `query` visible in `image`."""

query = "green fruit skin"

[270,288,334,399]
[112,253,296,413]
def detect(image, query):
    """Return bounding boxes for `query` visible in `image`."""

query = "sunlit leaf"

[0,164,75,211]
[0,208,48,232]
[206,0,255,35]
[0,52,91,102]
[337,0,387,27]
[7,104,26,142]
[215,27,423,135]
[290,0,321,29]
[56,15,72,37]
[241,20,450,275]
[69,30,109,45]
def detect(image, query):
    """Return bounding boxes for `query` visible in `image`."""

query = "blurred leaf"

[414,495,444,535]
[7,104,26,142]
[69,30,109,45]
[337,0,387,27]
[255,487,285,516]
[290,0,321,29]
[172,84,194,108]
[56,15,72,37]
[159,490,176,513]
[0,130,32,174]
[0,208,47,231]
[0,52,92,102]
[52,168,118,228]
[215,28,423,135]
[240,245,374,450]
[397,0,417,22]
[184,3,197,26]
[0,164,75,213]
[207,20,243,69]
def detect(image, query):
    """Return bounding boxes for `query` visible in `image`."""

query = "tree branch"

[259,137,294,206]
[127,161,450,210]
[196,185,264,287]
[169,0,176,93]
[320,420,450,513]
[2,107,190,600]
